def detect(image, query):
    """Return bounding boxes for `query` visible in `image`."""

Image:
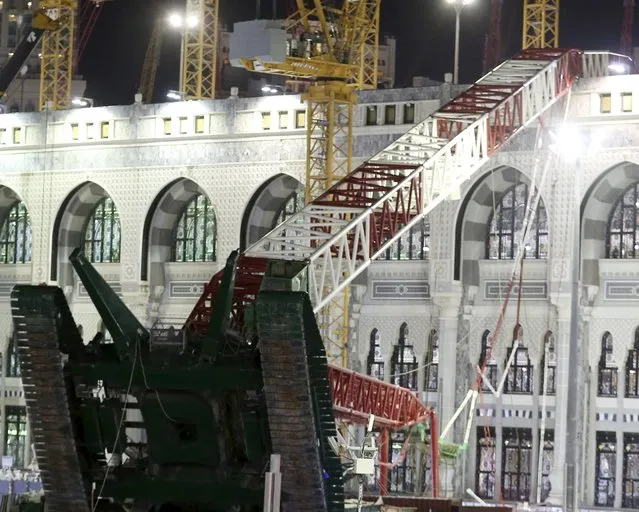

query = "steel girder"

[522,0,559,50]
[182,0,219,99]
[244,48,584,312]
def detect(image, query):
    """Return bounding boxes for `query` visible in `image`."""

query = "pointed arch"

[581,161,639,286]
[51,182,119,290]
[424,329,439,392]
[625,327,639,398]
[366,329,384,380]
[0,188,31,264]
[598,331,618,397]
[391,323,417,390]
[141,178,215,293]
[479,330,498,391]
[240,174,303,250]
[455,166,548,286]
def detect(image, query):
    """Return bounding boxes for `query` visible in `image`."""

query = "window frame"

[3,405,27,468]
[598,331,618,397]
[476,426,496,499]
[0,201,31,264]
[391,323,418,391]
[606,181,639,259]
[367,329,385,380]
[424,329,439,392]
[479,330,498,392]
[172,194,217,263]
[83,197,121,264]
[501,427,533,502]
[622,433,639,508]
[595,431,617,507]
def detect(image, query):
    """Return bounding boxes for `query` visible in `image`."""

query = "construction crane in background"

[483,0,502,73]
[181,0,219,99]
[39,0,76,110]
[240,0,381,365]
[74,0,105,68]
[621,0,635,57]
[139,18,164,103]
[522,0,559,49]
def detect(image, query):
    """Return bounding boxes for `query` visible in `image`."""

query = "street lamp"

[166,12,199,93]
[71,97,94,108]
[446,0,474,85]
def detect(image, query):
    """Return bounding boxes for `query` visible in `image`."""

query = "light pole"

[167,12,199,94]
[446,0,474,85]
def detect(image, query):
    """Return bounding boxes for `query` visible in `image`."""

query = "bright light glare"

[609,62,628,73]
[72,97,89,107]
[167,13,182,28]
[446,0,473,4]
[166,91,182,101]
[550,124,602,162]
[186,15,198,28]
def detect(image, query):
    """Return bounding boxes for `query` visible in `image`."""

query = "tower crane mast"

[621,0,635,57]
[181,0,219,99]
[522,0,559,49]
[240,0,381,365]
[483,0,502,73]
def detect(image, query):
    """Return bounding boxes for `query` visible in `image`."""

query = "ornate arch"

[455,166,545,286]
[581,161,639,286]
[0,187,31,264]
[51,182,117,291]
[240,174,303,250]
[141,178,213,290]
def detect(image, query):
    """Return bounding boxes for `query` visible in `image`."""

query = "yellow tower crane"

[181,0,220,99]
[522,0,559,49]
[241,0,381,365]
[39,0,76,110]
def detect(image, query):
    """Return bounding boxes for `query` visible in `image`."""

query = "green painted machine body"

[10,249,344,512]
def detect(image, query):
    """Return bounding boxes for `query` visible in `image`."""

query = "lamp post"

[167,12,199,94]
[446,0,473,85]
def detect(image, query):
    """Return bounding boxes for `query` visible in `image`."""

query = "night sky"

[80,0,630,107]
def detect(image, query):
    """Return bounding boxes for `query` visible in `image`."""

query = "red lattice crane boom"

[621,0,635,57]
[75,0,105,68]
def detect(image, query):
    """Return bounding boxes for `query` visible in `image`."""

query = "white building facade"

[0,72,637,510]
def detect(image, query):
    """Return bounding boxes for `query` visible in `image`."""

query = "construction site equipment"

[522,0,559,49]
[139,18,164,103]
[0,9,60,98]
[39,0,76,110]
[9,47,609,510]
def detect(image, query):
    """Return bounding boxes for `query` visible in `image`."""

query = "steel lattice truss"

[40,0,75,110]
[183,0,219,99]
[245,48,584,312]
[522,0,559,50]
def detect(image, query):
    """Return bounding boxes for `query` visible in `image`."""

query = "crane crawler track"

[257,291,344,512]
[11,286,91,512]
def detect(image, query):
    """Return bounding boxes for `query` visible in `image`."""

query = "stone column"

[546,295,571,505]
[432,289,462,497]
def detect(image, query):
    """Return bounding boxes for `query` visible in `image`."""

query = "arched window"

[540,331,557,395]
[607,181,639,258]
[367,329,385,380]
[504,325,533,394]
[0,201,31,264]
[598,331,618,397]
[382,217,430,260]
[391,323,417,391]
[487,183,548,260]
[625,327,639,398]
[424,329,439,392]
[84,197,121,263]
[173,194,216,262]
[479,330,498,392]
[275,188,305,227]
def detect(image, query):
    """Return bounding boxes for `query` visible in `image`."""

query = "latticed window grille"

[0,202,31,264]
[487,183,548,260]
[595,431,617,507]
[367,329,385,380]
[626,328,639,398]
[598,332,618,397]
[391,323,417,391]
[389,431,416,493]
[540,331,557,395]
[607,182,639,258]
[476,427,496,499]
[424,329,439,392]
[275,188,305,227]
[540,430,554,503]
[479,330,498,392]
[502,428,533,502]
[381,217,430,260]
[505,326,533,394]
[623,433,639,508]
[84,197,121,263]
[173,194,216,262]
[4,406,27,468]
[7,333,20,377]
